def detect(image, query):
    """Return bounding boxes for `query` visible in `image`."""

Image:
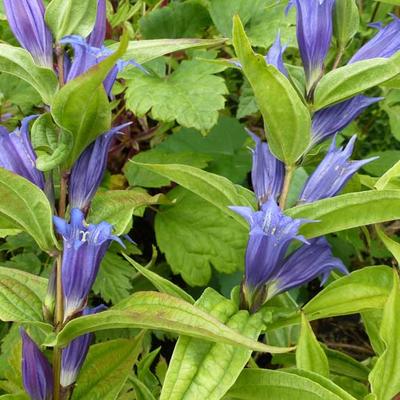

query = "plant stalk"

[279,165,295,210]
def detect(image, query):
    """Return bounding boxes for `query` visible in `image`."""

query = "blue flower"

[265,33,288,77]
[69,123,131,211]
[287,0,335,90]
[61,305,107,387]
[231,200,345,311]
[299,135,378,203]
[349,15,400,64]
[86,0,106,48]
[3,0,53,68]
[311,95,382,145]
[0,116,45,189]
[53,209,122,321]
[248,130,284,205]
[20,328,53,400]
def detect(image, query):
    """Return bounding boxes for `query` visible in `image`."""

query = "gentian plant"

[1,1,400,400]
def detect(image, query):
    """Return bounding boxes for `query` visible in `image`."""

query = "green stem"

[279,165,295,210]
[332,47,344,70]
[55,44,65,88]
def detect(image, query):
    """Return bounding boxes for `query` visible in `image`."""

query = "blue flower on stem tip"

[248,130,284,205]
[311,95,382,145]
[349,15,400,64]
[69,122,131,212]
[0,115,45,189]
[53,208,123,321]
[265,33,288,77]
[20,328,53,400]
[61,305,107,388]
[287,0,335,90]
[230,200,346,312]
[299,135,378,203]
[3,0,53,68]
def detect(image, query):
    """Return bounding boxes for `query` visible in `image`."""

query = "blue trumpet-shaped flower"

[53,209,122,321]
[87,0,106,48]
[61,305,107,387]
[299,136,378,203]
[287,0,335,89]
[311,95,382,145]
[20,328,53,400]
[69,123,131,211]
[230,200,345,311]
[3,0,53,68]
[0,116,45,189]
[265,33,288,77]
[349,15,400,64]
[248,130,284,205]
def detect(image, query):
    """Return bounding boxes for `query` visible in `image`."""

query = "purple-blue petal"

[86,0,107,48]
[265,32,288,77]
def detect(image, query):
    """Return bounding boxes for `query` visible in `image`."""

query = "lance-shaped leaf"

[369,270,400,400]
[314,53,400,110]
[45,0,99,40]
[0,168,58,252]
[286,190,400,238]
[232,15,311,164]
[45,291,292,354]
[51,33,128,167]
[0,44,58,105]
[0,268,47,322]
[376,225,400,265]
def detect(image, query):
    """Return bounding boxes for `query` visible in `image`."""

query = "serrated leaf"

[47,291,293,354]
[232,16,311,164]
[125,59,227,131]
[0,168,58,252]
[0,45,58,105]
[71,336,144,400]
[155,188,246,286]
[0,268,47,322]
[160,288,263,400]
[45,0,98,40]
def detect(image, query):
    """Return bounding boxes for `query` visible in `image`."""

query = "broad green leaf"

[380,89,400,141]
[0,168,58,252]
[361,309,385,355]
[375,160,400,190]
[376,225,400,265]
[286,190,400,238]
[160,288,263,400]
[155,188,247,286]
[132,162,255,228]
[333,0,359,50]
[47,291,292,354]
[0,45,58,105]
[296,314,329,378]
[314,54,400,110]
[225,369,356,400]
[51,33,128,167]
[363,150,400,177]
[140,1,211,39]
[0,268,47,322]
[122,252,195,304]
[232,16,311,164]
[71,336,144,400]
[89,190,165,235]
[111,38,226,64]
[45,0,98,40]
[369,271,400,400]
[125,59,227,131]
[130,376,157,400]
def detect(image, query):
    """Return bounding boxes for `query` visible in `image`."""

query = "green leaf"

[125,59,227,131]
[112,38,226,65]
[368,270,400,400]
[89,190,165,235]
[130,376,157,400]
[45,0,98,40]
[122,252,195,304]
[296,314,329,378]
[47,291,292,354]
[132,162,255,229]
[225,369,356,400]
[232,16,311,164]
[314,54,400,110]
[286,190,400,238]
[363,150,400,177]
[0,44,58,105]
[237,79,258,118]
[0,168,58,252]
[160,288,263,400]
[0,268,47,322]
[51,33,128,167]
[71,336,144,400]
[376,225,400,265]
[361,309,385,355]
[140,1,211,39]
[375,159,400,190]
[333,0,359,50]
[155,188,247,286]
